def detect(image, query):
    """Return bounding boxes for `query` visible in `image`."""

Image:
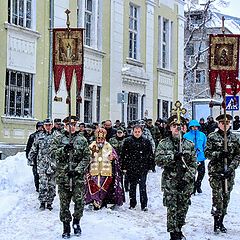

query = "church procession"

[1,0,240,240]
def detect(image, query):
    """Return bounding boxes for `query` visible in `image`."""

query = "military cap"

[54,118,62,124]
[167,115,186,126]
[117,127,125,133]
[36,121,44,129]
[63,116,79,124]
[43,118,53,124]
[216,114,232,122]
[147,118,153,122]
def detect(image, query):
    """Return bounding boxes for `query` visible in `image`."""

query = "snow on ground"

[0,152,240,240]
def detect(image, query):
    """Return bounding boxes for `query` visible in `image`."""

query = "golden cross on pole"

[221,16,225,34]
[172,101,187,124]
[65,9,71,30]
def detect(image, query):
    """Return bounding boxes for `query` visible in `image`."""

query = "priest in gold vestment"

[85,128,124,209]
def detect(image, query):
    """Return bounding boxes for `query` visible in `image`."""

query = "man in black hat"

[155,115,197,240]
[205,113,240,233]
[50,115,91,238]
[26,121,44,192]
[52,118,63,133]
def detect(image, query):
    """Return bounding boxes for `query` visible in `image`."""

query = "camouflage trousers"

[58,179,85,223]
[209,176,234,216]
[38,172,56,204]
[163,188,192,232]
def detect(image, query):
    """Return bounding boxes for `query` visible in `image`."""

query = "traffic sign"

[226,96,239,111]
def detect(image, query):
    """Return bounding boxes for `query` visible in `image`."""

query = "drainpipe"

[48,0,54,118]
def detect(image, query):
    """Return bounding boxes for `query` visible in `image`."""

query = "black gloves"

[174,152,183,161]
[64,143,74,152]
[67,170,80,178]
[220,150,229,159]
[223,168,233,179]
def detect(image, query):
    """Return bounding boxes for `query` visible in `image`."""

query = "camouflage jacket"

[143,128,155,153]
[155,136,197,190]
[28,131,55,174]
[205,129,240,177]
[50,130,91,184]
[146,125,162,145]
[109,136,125,157]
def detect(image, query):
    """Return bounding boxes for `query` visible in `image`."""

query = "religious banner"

[53,28,84,102]
[209,34,240,97]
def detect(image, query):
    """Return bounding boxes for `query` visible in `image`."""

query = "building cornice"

[145,0,157,7]
[84,45,106,58]
[4,22,41,39]
[1,116,38,125]
[157,67,176,76]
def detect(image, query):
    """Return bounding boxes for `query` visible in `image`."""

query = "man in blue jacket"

[184,119,207,194]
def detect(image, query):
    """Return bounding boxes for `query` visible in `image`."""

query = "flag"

[209,34,239,97]
[53,28,84,101]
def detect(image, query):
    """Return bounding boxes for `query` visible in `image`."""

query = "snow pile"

[0,153,240,239]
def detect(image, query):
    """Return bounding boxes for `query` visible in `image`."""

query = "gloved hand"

[220,150,229,159]
[64,143,74,153]
[223,168,233,179]
[67,170,79,178]
[174,152,183,161]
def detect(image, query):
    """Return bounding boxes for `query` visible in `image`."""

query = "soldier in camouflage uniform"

[50,116,91,239]
[109,127,126,156]
[28,118,56,211]
[205,114,240,233]
[155,115,197,240]
[145,118,162,146]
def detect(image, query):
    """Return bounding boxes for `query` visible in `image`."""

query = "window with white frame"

[84,84,93,123]
[195,69,206,84]
[127,92,138,121]
[159,17,172,69]
[129,4,139,60]
[85,0,92,46]
[8,0,32,29]
[162,100,169,119]
[5,69,33,117]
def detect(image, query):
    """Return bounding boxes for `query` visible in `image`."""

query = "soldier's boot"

[72,218,81,236]
[62,222,71,239]
[46,203,53,211]
[219,215,227,233]
[195,180,202,193]
[39,202,45,210]
[178,231,186,240]
[213,216,220,233]
[170,232,180,240]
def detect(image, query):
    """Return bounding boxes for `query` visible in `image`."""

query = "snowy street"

[0,152,240,240]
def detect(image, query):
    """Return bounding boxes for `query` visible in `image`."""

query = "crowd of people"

[26,114,240,240]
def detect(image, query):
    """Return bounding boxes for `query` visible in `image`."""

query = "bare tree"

[184,0,229,105]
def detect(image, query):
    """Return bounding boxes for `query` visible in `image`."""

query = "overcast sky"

[214,0,239,17]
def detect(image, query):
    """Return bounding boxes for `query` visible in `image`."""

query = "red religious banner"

[53,28,84,102]
[209,34,240,97]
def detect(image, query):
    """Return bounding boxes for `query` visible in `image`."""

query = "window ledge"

[4,22,41,39]
[126,58,144,67]
[1,116,38,125]
[157,67,176,76]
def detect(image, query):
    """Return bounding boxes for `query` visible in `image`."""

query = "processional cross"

[172,101,187,124]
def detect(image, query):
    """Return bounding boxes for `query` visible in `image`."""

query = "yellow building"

[0,0,185,149]
[0,0,51,148]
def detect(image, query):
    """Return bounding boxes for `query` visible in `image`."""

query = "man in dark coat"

[26,121,44,192]
[104,120,117,141]
[122,124,155,211]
